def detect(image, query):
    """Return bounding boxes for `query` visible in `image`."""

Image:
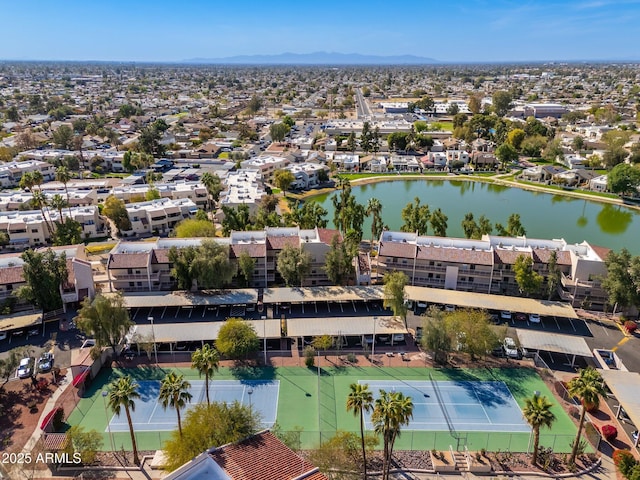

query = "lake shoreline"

[292,173,640,213]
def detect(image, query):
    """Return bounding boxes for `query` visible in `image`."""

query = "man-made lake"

[310,179,640,254]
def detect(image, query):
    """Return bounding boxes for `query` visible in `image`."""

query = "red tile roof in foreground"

[209,430,328,480]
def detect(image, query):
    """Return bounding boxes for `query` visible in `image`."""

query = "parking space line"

[161,306,167,319]
[202,307,206,318]
[569,318,577,332]
[327,303,330,312]
[314,302,318,313]
[302,303,304,314]
[189,308,193,319]
[540,318,546,329]
[133,308,140,320]
[340,303,344,313]
[553,316,561,331]
[365,303,369,312]
[600,320,610,336]
[175,307,179,318]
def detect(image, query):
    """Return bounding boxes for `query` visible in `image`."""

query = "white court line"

[147,401,161,424]
[468,384,492,424]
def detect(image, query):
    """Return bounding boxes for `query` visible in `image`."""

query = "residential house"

[589,175,608,192]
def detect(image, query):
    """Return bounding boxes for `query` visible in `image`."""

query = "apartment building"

[218,169,267,215]
[0,244,94,312]
[241,156,289,181]
[111,182,208,209]
[123,198,197,237]
[0,160,56,187]
[377,231,608,309]
[106,227,342,292]
[284,163,328,189]
[0,206,105,248]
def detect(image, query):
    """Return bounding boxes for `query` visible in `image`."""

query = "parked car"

[17,357,34,379]
[515,313,527,322]
[0,331,7,341]
[503,337,521,359]
[500,311,512,321]
[529,313,541,323]
[491,346,507,358]
[38,352,54,372]
[392,333,405,344]
[415,326,423,341]
[444,305,455,312]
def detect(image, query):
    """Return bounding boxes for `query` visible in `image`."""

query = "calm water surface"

[310,180,640,254]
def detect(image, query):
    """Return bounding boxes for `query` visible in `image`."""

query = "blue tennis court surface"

[107,380,279,432]
[359,380,530,433]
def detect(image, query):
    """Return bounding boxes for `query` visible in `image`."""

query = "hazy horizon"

[2,0,640,63]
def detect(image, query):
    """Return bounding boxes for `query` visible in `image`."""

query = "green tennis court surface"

[68,366,580,453]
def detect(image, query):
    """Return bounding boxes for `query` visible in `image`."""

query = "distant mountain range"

[182,51,439,65]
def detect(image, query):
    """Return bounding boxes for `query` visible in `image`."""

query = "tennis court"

[107,380,279,433]
[359,380,530,433]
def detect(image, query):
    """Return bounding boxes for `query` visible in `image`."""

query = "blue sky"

[2,0,639,62]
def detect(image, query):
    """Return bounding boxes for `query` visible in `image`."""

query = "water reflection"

[596,204,632,234]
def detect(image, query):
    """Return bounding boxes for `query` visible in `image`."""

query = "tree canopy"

[75,293,132,353]
[601,248,640,311]
[607,163,640,196]
[514,255,544,297]
[18,248,68,312]
[168,241,236,290]
[400,197,430,235]
[383,271,408,321]
[162,401,261,472]
[215,317,260,359]
[277,244,311,286]
[324,234,354,286]
[102,195,131,232]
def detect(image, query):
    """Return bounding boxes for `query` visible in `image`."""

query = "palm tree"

[372,390,414,480]
[346,383,374,479]
[50,194,68,225]
[159,372,193,437]
[19,171,35,192]
[201,172,222,211]
[366,198,383,245]
[108,376,141,465]
[522,393,556,465]
[30,190,55,238]
[567,367,606,465]
[55,166,73,216]
[191,344,219,405]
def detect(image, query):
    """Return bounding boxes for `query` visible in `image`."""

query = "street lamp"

[102,391,115,452]
[148,317,158,365]
[247,387,254,413]
[372,317,377,357]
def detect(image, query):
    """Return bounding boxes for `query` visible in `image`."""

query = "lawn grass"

[68,365,581,453]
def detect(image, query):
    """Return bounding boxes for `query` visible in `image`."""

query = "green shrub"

[304,346,315,368]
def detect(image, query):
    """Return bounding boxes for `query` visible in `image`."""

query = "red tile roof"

[266,236,299,250]
[152,248,171,264]
[108,252,150,269]
[209,431,328,480]
[317,228,341,245]
[378,241,417,259]
[0,265,25,285]
[590,245,611,262]
[532,249,572,266]
[494,249,531,265]
[416,245,493,265]
[230,243,267,258]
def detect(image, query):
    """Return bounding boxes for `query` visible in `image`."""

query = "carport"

[286,315,407,348]
[263,285,384,315]
[597,369,640,448]
[515,329,592,367]
[115,290,258,308]
[126,318,282,361]
[405,286,578,318]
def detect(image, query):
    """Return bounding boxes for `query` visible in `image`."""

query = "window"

[428,273,433,278]
[470,265,475,270]
[128,269,133,274]
[31,228,38,233]
[429,261,434,266]
[503,277,509,283]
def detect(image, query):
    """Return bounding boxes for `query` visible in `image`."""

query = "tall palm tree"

[55,166,73,217]
[30,190,55,238]
[522,393,556,465]
[201,172,222,211]
[18,171,35,192]
[366,198,383,245]
[191,344,219,405]
[108,376,141,465]
[372,390,414,480]
[346,383,374,479]
[50,194,68,225]
[567,367,606,465]
[159,372,192,437]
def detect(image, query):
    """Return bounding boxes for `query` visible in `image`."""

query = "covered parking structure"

[515,329,592,367]
[405,286,578,319]
[597,369,640,448]
[126,318,282,360]
[287,315,408,348]
[114,290,258,309]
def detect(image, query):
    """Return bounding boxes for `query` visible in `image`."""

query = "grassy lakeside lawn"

[68,365,580,453]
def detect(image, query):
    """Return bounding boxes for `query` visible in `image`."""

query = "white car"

[17,357,33,379]
[0,331,7,341]
[529,313,541,323]
[503,337,521,359]
[500,311,512,321]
